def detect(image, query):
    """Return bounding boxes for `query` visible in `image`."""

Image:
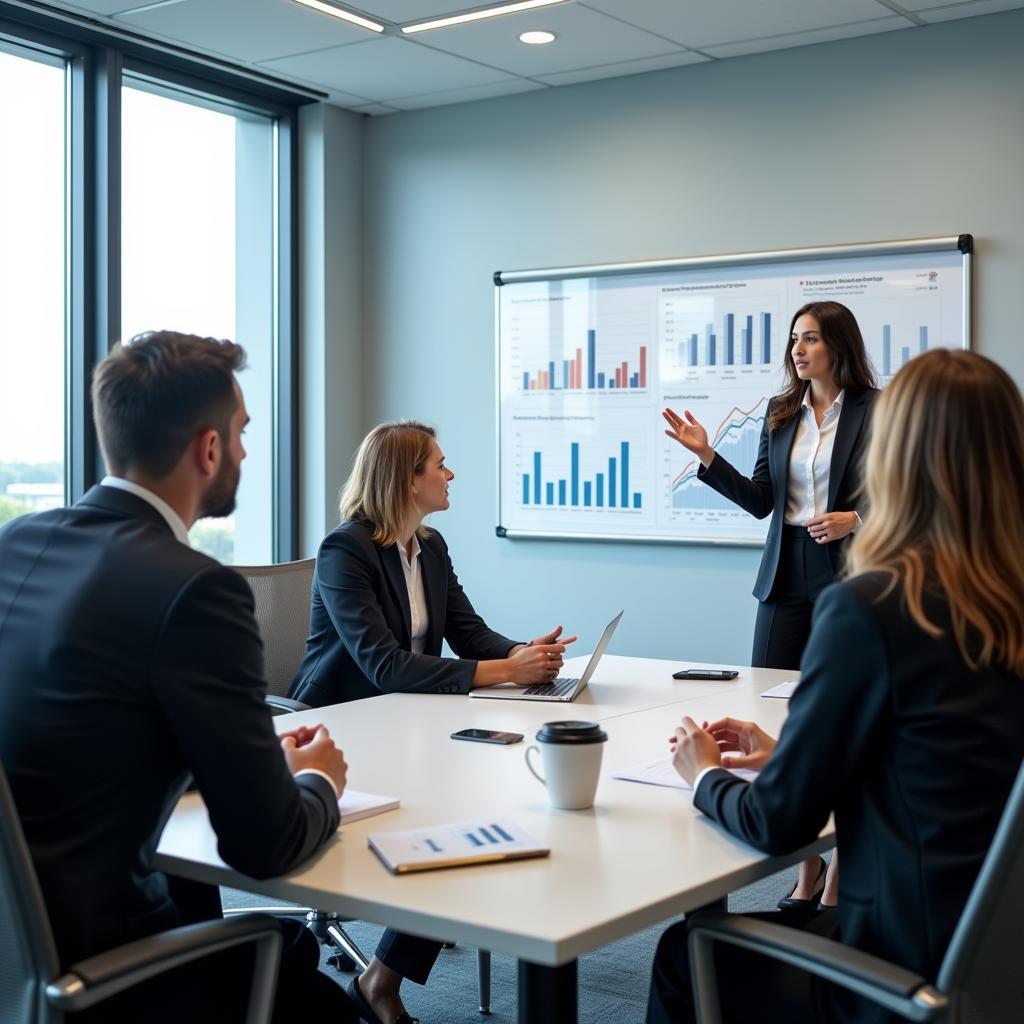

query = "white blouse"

[398,534,429,654]
[783,389,845,525]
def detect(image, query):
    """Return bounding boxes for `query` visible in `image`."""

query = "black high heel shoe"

[777,856,827,911]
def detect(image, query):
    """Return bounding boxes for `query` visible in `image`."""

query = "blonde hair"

[339,421,437,547]
[848,349,1024,675]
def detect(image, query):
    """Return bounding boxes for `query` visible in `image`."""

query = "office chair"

[686,759,1024,1023]
[232,559,494,1014]
[230,559,370,976]
[0,763,283,1024]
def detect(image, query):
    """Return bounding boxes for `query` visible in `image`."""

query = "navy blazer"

[695,573,1024,1022]
[290,519,518,706]
[698,388,878,601]
[0,486,339,968]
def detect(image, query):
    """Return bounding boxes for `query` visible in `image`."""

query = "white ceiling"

[39,0,1024,114]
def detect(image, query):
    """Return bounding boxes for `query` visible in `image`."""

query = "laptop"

[470,611,623,703]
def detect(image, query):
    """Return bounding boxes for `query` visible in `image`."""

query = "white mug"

[525,721,607,810]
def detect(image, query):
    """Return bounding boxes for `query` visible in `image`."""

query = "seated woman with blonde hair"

[291,420,575,1024]
[648,349,1024,1023]
[291,419,573,707]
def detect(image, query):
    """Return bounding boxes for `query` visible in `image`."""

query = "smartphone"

[672,669,739,681]
[450,728,524,745]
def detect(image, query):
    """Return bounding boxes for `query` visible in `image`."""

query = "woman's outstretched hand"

[663,408,714,467]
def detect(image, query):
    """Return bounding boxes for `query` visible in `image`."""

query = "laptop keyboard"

[522,677,580,698]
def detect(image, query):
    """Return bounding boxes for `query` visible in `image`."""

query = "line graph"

[670,397,767,510]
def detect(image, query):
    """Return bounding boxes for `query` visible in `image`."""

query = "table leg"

[517,959,577,1024]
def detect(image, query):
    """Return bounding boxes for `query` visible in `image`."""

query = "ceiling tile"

[702,15,908,59]
[581,0,899,49]
[341,0,486,21]
[386,78,545,109]
[349,102,401,115]
[54,0,175,14]
[411,4,683,77]
[536,50,708,87]
[911,0,1024,18]
[116,0,373,64]
[260,35,516,100]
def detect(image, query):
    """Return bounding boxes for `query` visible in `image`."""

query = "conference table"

[156,655,833,1023]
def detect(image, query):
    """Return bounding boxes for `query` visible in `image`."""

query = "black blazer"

[696,573,1024,1023]
[0,486,339,968]
[698,389,878,601]
[290,519,518,706]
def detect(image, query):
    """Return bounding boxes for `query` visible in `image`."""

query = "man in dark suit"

[0,331,357,1022]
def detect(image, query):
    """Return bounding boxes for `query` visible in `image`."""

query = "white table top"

[156,658,828,966]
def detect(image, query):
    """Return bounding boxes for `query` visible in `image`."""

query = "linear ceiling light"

[402,0,571,35]
[290,0,385,33]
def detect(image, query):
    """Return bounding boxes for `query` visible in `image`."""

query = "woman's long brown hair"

[848,349,1024,676]
[766,301,877,433]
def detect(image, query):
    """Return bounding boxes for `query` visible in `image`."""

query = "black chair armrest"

[686,911,949,1024]
[265,695,310,716]
[46,913,283,1013]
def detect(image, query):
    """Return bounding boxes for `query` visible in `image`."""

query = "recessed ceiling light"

[290,0,385,33]
[519,30,556,45]
[402,0,570,35]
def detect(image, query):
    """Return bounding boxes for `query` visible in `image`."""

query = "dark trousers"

[646,907,840,1024]
[79,879,357,1024]
[376,928,444,985]
[751,525,836,670]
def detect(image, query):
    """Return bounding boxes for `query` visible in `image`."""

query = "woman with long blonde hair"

[290,421,576,1024]
[291,420,574,707]
[650,349,1024,1023]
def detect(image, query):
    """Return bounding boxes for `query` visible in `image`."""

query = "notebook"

[338,789,400,826]
[368,818,549,874]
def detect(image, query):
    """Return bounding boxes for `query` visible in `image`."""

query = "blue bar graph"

[919,326,928,353]
[479,826,499,845]
[725,313,734,365]
[587,330,596,389]
[882,324,892,376]
[490,823,514,842]
[522,371,529,389]
[620,441,629,508]
[689,335,698,366]
[901,346,910,364]
[597,372,606,388]
[745,314,753,363]
[761,312,771,364]
[706,324,716,367]
[521,441,640,509]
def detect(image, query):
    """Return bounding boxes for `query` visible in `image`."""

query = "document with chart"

[496,238,969,544]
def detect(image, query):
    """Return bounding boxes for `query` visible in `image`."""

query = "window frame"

[0,3,309,561]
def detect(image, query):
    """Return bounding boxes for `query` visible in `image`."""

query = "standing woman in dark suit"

[290,419,573,708]
[649,349,1024,1024]
[291,420,575,1024]
[663,300,877,907]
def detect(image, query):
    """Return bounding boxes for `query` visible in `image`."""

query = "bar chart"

[519,437,644,511]
[520,329,648,391]
[881,323,929,376]
[662,296,778,371]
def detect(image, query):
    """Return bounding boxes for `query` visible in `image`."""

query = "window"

[0,8,299,560]
[121,80,278,564]
[0,46,66,527]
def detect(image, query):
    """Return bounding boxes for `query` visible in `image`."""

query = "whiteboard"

[495,236,972,545]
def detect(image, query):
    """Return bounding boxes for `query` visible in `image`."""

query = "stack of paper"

[611,758,759,791]
[760,680,799,699]
[368,818,549,874]
[338,789,400,826]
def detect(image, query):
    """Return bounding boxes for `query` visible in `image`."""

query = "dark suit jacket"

[695,573,1024,1023]
[0,486,339,968]
[290,519,517,706]
[698,388,878,601]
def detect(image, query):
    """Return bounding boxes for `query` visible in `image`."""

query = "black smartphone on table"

[672,668,739,681]
[450,728,524,745]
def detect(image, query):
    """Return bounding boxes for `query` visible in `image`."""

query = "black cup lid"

[536,720,607,744]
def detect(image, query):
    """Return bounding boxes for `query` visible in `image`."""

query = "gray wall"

[346,10,1024,664]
